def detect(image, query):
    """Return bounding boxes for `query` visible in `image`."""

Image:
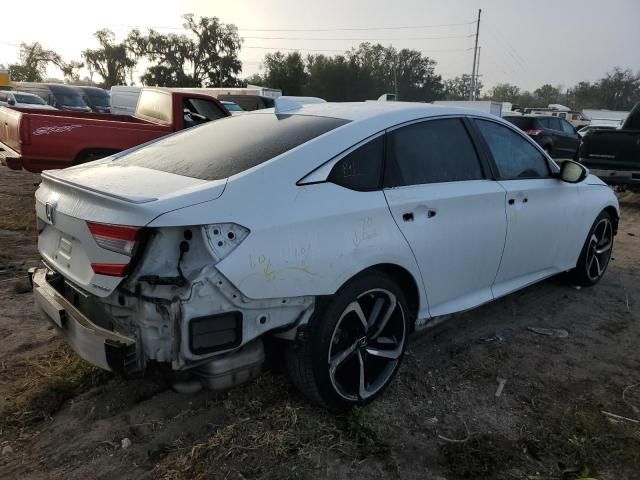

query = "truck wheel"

[286,271,411,410]
[569,210,614,286]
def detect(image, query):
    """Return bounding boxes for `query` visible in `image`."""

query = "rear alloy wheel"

[286,272,410,410]
[570,211,614,286]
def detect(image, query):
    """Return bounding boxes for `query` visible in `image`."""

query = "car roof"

[253,101,501,124]
[12,91,42,97]
[73,86,109,95]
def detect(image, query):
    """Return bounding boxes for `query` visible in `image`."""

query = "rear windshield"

[504,117,535,130]
[117,113,350,180]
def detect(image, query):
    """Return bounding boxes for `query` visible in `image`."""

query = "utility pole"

[393,59,398,101]
[469,8,481,101]
[474,46,481,100]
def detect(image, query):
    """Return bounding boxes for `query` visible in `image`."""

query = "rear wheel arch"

[333,263,421,326]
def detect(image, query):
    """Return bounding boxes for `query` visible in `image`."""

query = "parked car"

[525,106,591,129]
[110,85,142,115]
[0,87,229,172]
[73,86,111,113]
[504,115,580,158]
[17,82,91,112]
[579,102,640,187]
[0,91,57,110]
[29,101,618,410]
[221,100,244,115]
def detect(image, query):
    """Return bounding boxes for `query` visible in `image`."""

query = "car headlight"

[202,223,250,263]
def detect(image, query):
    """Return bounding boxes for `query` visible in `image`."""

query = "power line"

[241,33,474,41]
[243,45,473,53]
[107,20,476,33]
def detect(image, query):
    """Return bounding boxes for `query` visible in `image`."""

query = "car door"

[559,118,580,156]
[383,117,507,317]
[473,119,584,299]
[548,117,571,156]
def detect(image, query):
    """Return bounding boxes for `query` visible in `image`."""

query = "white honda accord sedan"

[31,100,618,409]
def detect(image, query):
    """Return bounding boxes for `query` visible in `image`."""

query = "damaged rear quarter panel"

[148,164,426,310]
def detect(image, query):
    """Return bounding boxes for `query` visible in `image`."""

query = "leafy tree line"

[4,13,639,111]
[485,67,640,111]
[245,44,444,102]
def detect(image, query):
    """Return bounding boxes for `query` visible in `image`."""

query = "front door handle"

[427,209,437,218]
[402,212,414,222]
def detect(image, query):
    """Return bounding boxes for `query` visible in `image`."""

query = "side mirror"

[559,160,588,183]
[7,98,15,106]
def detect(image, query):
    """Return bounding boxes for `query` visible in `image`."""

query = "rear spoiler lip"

[41,170,158,204]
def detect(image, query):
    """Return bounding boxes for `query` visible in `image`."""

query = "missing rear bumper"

[31,268,139,374]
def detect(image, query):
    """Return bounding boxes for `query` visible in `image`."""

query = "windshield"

[223,102,243,111]
[117,113,350,181]
[56,93,87,107]
[87,94,110,107]
[14,94,46,105]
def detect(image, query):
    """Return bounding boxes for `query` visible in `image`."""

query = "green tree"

[129,14,242,87]
[596,67,640,110]
[9,42,81,82]
[82,30,136,88]
[533,84,562,106]
[260,51,307,95]
[487,83,520,102]
[442,75,482,100]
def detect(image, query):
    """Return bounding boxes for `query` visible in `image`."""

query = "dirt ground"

[0,167,638,480]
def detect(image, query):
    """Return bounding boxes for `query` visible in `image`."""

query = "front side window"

[385,118,484,187]
[184,98,227,123]
[560,119,575,134]
[475,119,550,180]
[548,117,563,131]
[328,136,384,191]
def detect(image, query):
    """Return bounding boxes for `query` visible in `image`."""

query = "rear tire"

[568,210,614,286]
[286,271,411,410]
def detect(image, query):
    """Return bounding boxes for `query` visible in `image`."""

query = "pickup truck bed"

[580,103,640,187]
[0,88,229,172]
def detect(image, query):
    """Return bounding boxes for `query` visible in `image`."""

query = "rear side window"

[136,90,173,124]
[117,114,350,181]
[328,136,384,191]
[385,118,484,187]
[475,119,550,179]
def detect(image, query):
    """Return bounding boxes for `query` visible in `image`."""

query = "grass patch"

[0,192,36,231]
[156,373,390,480]
[0,343,110,433]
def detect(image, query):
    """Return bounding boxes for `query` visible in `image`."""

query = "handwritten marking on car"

[33,125,83,136]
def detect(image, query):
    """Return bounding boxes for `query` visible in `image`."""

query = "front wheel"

[569,211,615,286]
[286,271,411,410]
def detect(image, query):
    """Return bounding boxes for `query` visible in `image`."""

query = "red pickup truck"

[0,87,230,172]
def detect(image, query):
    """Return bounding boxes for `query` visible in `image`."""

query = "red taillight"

[87,222,142,256]
[525,129,543,136]
[91,263,130,277]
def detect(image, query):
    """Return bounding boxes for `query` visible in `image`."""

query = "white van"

[110,86,142,115]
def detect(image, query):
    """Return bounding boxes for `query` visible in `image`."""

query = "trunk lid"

[36,162,226,297]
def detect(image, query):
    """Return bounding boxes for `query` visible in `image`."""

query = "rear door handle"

[402,212,414,222]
